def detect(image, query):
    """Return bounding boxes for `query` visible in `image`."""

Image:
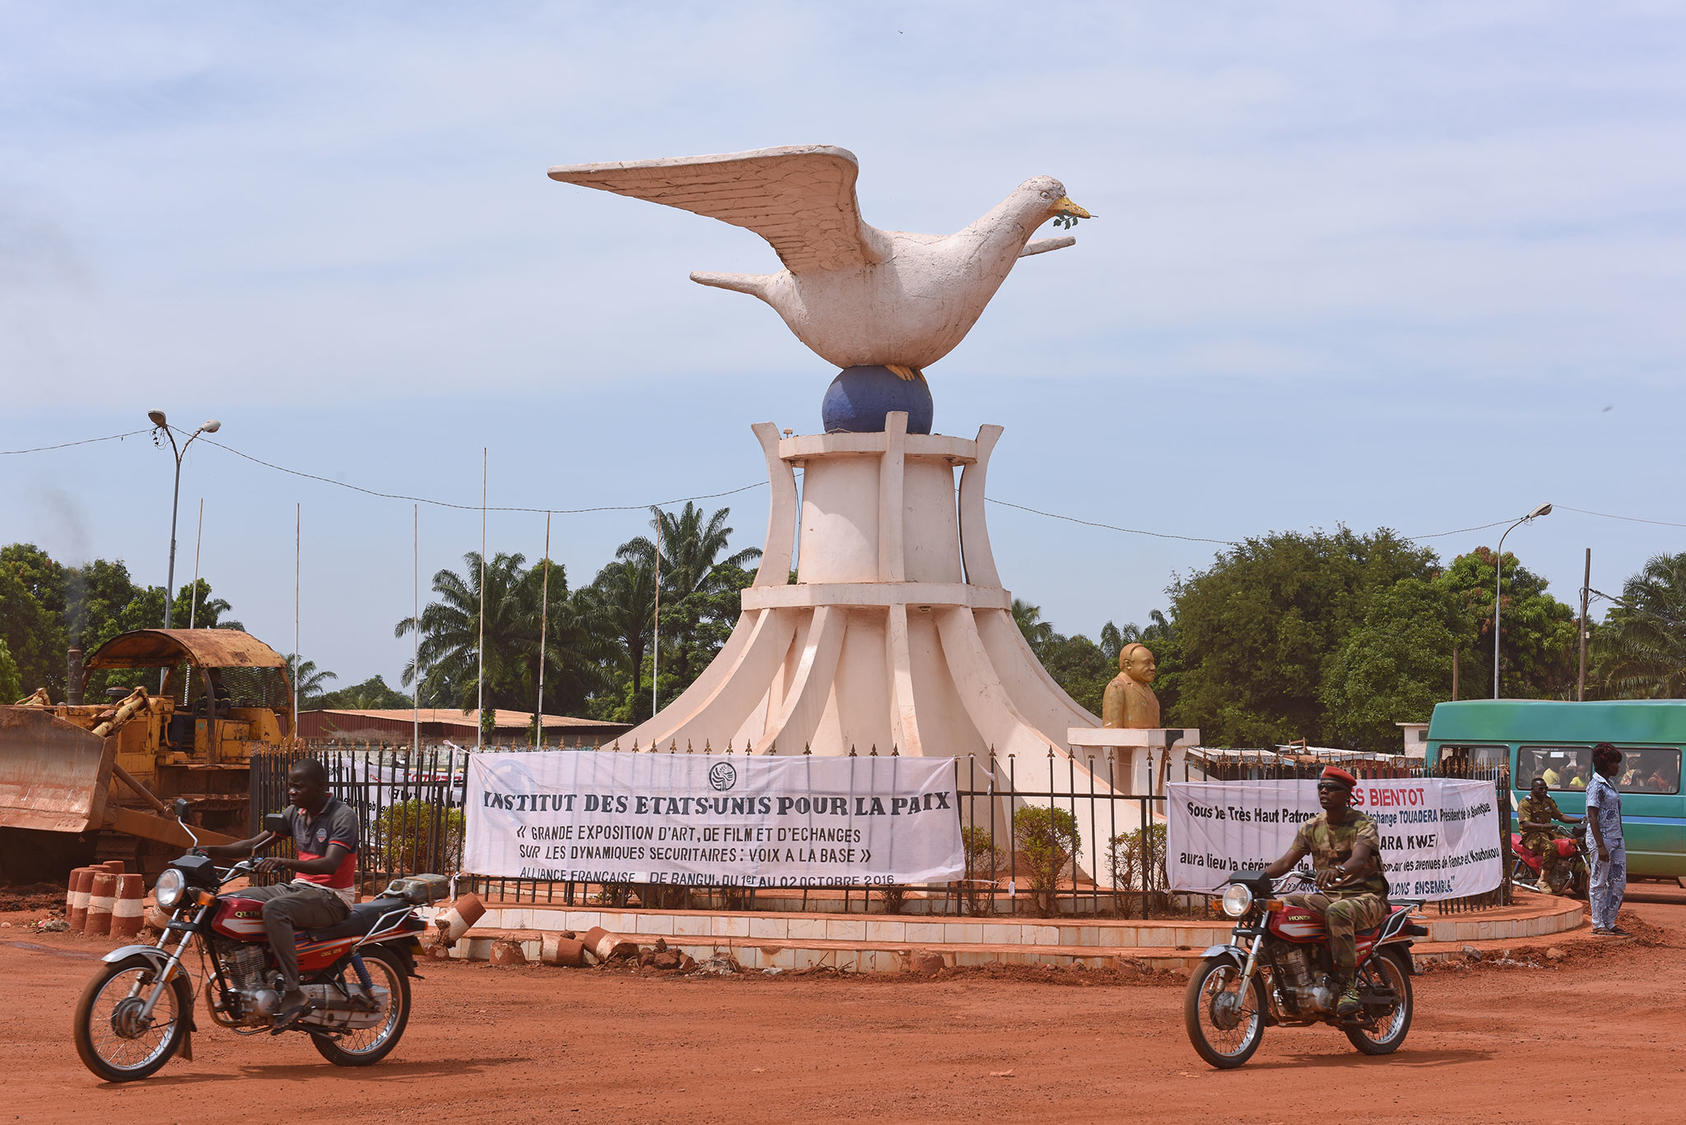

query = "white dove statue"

[547,145,1091,379]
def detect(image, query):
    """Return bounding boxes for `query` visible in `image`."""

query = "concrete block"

[671,914,712,937]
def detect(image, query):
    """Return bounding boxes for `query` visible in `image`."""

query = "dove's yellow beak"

[1052,196,1092,219]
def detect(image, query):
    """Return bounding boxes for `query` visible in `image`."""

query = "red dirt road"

[4,897,1684,1124]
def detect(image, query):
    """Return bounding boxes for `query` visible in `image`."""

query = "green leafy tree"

[0,557,66,698]
[1594,552,1686,698]
[316,674,412,710]
[1169,527,1438,746]
[1321,578,1464,750]
[1436,548,1577,700]
[0,637,21,702]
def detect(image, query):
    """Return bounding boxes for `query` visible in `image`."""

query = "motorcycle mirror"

[173,797,190,820]
[262,813,289,835]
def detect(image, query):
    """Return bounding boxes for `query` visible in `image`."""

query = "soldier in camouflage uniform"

[1517,776,1582,892]
[1263,765,1387,1018]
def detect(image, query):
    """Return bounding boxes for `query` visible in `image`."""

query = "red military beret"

[1319,765,1358,789]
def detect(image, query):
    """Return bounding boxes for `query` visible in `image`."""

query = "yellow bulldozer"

[0,628,294,881]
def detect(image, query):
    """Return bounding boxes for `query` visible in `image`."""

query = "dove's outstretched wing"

[548,145,889,273]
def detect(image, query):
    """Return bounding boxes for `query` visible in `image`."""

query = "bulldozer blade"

[0,707,114,833]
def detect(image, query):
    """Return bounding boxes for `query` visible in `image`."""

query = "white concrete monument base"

[618,411,1158,885]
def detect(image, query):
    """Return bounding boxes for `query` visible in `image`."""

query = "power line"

[984,498,1239,546]
[1557,504,1686,530]
[1399,519,1515,540]
[197,436,767,514]
[1,428,150,455]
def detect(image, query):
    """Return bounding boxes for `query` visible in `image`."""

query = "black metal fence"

[251,742,1514,917]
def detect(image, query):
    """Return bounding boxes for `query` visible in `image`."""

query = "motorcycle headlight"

[155,868,187,911]
[1221,883,1254,918]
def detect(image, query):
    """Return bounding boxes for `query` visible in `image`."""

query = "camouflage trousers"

[1281,891,1388,980]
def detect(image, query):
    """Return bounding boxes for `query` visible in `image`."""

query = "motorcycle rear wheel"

[1345,948,1413,1055]
[1184,957,1267,1069]
[73,955,189,1083]
[310,944,411,1067]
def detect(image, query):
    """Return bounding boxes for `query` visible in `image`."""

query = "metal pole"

[1492,503,1552,699]
[164,445,183,629]
[478,448,486,753]
[413,503,420,756]
[293,502,300,735]
[1578,547,1591,701]
[188,498,204,628]
[652,509,661,719]
[1492,521,1516,699]
[537,512,551,747]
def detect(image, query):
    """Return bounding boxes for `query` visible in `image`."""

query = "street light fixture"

[148,410,222,630]
[1493,501,1552,699]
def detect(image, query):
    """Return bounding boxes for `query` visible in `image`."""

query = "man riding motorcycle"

[202,757,359,1030]
[1517,776,1583,892]
[1262,765,1387,1019]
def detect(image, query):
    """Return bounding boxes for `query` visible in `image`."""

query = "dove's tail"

[691,270,777,301]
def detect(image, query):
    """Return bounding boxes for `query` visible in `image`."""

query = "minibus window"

[1519,746,1593,791]
[1617,748,1682,795]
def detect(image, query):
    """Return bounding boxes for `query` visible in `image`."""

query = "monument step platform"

[442,922,1593,974]
[427,895,1584,973]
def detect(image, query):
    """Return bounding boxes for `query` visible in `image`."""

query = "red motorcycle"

[1510,825,1589,897]
[1185,870,1426,1069]
[73,801,446,1082]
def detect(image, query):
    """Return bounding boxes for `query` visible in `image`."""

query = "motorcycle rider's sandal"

[270,994,314,1033]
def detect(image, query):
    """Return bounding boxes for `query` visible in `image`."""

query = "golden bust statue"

[1101,643,1160,729]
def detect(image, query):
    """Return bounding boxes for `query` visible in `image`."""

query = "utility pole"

[1578,547,1591,701]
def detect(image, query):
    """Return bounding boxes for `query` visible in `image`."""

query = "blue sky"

[3,2,1682,692]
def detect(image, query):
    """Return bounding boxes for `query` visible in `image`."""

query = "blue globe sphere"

[820,366,934,434]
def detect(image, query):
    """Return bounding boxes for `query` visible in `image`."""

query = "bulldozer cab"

[0,629,293,879]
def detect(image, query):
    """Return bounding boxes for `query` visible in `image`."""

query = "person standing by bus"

[1584,743,1628,936]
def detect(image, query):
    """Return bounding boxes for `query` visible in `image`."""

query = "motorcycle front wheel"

[1184,956,1267,1069]
[73,955,189,1083]
[310,944,411,1067]
[1345,948,1413,1055]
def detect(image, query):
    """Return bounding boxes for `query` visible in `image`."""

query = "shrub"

[371,799,464,877]
[959,826,1004,916]
[1107,823,1168,911]
[1012,805,1080,916]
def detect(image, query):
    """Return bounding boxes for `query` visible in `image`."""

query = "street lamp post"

[1492,502,1553,699]
[148,410,221,630]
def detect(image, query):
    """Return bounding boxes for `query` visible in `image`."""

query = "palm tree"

[617,503,760,689]
[1012,598,1057,659]
[578,558,658,723]
[395,551,534,714]
[284,655,339,708]
[524,559,605,719]
[1597,552,1686,698]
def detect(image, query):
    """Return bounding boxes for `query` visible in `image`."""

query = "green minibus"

[1425,699,1686,879]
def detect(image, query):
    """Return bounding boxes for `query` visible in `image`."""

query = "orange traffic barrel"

[66,867,94,931]
[85,871,118,936]
[110,874,146,939]
[433,893,486,949]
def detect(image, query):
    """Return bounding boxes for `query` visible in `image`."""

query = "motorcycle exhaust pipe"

[298,984,390,1030]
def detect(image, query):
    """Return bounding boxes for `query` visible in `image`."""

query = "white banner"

[1166,778,1502,900]
[463,752,964,887]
